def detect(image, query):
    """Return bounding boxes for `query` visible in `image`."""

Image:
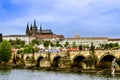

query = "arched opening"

[72,56,85,68]
[97,55,115,69]
[52,56,61,67]
[36,57,43,67]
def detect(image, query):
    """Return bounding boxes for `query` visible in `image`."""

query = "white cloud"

[55,0,92,10]
[1,0,120,37]
[54,0,120,16]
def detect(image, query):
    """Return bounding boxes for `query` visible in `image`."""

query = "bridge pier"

[40,59,51,68]
[58,57,71,69]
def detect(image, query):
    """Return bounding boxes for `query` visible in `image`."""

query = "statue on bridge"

[111,58,116,75]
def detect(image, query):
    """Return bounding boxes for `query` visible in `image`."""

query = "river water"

[0,69,120,80]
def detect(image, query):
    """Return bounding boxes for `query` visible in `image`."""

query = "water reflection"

[0,69,119,80]
[0,69,11,75]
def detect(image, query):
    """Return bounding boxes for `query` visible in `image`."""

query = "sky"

[0,0,120,38]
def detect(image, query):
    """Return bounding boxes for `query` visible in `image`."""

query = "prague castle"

[3,20,64,44]
[26,20,53,36]
[25,20,64,41]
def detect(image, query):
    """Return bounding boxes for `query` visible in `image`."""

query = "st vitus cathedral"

[26,20,53,36]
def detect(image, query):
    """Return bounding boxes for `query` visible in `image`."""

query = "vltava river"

[0,69,120,80]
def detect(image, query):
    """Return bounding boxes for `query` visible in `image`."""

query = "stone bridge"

[16,50,120,69]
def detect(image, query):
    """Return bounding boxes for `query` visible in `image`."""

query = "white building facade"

[60,37,108,48]
[3,34,120,48]
[3,35,35,44]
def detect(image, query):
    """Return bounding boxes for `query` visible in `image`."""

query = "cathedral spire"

[34,19,37,27]
[26,23,29,35]
[39,24,42,34]
[30,24,32,31]
[40,24,42,31]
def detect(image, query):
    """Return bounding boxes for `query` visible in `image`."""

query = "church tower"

[40,24,42,34]
[29,24,33,35]
[26,23,30,35]
[34,19,37,27]
[32,19,37,35]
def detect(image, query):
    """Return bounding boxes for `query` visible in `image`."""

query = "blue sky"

[0,0,120,38]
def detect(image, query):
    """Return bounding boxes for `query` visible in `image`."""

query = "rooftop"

[66,37,108,40]
[3,35,28,37]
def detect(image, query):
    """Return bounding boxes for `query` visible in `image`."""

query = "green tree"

[16,38,21,44]
[0,40,12,64]
[43,40,50,47]
[19,40,25,47]
[83,45,89,49]
[102,44,109,49]
[9,39,16,45]
[114,43,119,47]
[31,39,39,45]
[64,42,69,47]
[108,43,114,49]
[24,45,33,53]
[9,39,25,48]
[50,41,54,47]
[55,41,61,47]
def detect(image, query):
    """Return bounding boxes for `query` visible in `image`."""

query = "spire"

[30,24,32,31]
[40,24,42,31]
[39,24,42,34]
[26,23,29,35]
[34,19,37,27]
[27,23,29,29]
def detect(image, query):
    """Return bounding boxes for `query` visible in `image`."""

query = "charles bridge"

[15,50,120,70]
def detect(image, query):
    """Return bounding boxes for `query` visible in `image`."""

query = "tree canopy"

[9,38,25,48]
[0,40,12,63]
[24,45,33,53]
[101,43,119,49]
[64,42,69,47]
[43,40,50,47]
[31,39,39,45]
[55,41,61,47]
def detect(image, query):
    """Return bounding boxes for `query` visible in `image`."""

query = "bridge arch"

[97,54,116,68]
[71,55,85,68]
[36,56,44,67]
[52,56,61,67]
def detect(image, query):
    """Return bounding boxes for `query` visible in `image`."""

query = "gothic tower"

[40,24,42,34]
[32,19,37,35]
[34,19,37,27]
[29,24,33,35]
[26,23,30,35]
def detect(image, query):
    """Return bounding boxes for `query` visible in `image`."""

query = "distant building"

[108,38,120,45]
[25,20,64,41]
[60,33,120,48]
[36,34,64,41]
[3,35,35,44]
[26,20,53,36]
[60,37,108,48]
